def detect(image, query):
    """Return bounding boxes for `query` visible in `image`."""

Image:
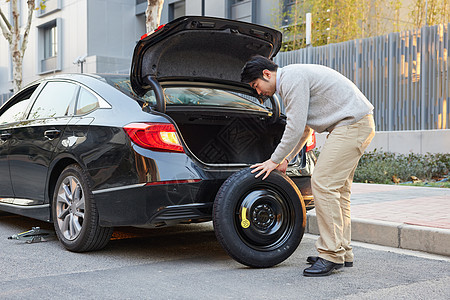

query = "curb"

[306,212,450,257]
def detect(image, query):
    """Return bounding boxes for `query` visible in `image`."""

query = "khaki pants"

[311,114,375,264]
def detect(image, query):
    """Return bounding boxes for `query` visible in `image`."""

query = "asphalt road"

[1,212,449,300]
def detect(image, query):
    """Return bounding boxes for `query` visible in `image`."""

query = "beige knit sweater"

[270,64,374,164]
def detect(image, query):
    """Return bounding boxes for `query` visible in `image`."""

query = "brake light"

[154,24,165,32]
[140,24,166,40]
[305,131,316,152]
[123,123,184,153]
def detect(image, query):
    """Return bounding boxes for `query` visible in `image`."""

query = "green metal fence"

[274,24,449,131]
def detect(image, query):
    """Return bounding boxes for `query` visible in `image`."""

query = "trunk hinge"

[144,76,166,113]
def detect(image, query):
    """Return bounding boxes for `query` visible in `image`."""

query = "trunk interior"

[166,110,285,165]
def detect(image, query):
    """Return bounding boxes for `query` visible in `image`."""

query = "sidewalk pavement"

[305,183,450,256]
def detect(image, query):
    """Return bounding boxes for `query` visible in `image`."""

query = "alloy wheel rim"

[56,175,85,240]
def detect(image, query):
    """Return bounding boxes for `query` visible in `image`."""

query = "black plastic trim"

[0,203,50,222]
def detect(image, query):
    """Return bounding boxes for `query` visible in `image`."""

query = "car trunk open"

[128,16,284,165]
[166,109,285,165]
[103,75,285,166]
[130,16,282,97]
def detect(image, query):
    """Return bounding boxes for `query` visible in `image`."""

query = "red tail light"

[123,123,184,153]
[140,33,149,40]
[140,24,166,40]
[305,131,316,152]
[154,24,165,32]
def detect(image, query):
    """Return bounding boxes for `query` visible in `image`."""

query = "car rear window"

[102,76,268,112]
[162,87,267,111]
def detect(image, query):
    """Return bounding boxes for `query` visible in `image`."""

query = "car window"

[103,76,156,104]
[28,81,78,120]
[76,88,99,115]
[102,76,266,112]
[0,85,38,124]
[0,98,32,124]
[162,87,266,111]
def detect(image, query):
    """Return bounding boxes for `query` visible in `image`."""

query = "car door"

[8,81,79,203]
[0,85,39,199]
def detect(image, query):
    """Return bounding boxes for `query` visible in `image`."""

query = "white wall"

[162,0,227,24]
[204,0,226,18]
[185,0,202,16]
[87,0,145,74]
[0,0,89,93]
[257,0,276,27]
[0,0,146,95]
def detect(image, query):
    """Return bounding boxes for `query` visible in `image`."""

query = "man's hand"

[276,159,289,174]
[250,159,279,180]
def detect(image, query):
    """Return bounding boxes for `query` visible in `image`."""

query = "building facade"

[0,0,279,95]
[0,0,422,95]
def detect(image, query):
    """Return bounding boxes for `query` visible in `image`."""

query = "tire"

[213,168,306,268]
[52,164,113,252]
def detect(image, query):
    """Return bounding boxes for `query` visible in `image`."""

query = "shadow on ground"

[0,214,230,265]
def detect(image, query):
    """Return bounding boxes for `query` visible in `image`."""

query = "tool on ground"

[7,227,54,243]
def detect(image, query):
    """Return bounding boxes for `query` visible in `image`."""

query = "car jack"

[7,227,54,244]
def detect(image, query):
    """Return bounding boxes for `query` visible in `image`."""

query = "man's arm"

[286,126,313,162]
[270,70,310,164]
[251,69,310,180]
[275,126,312,174]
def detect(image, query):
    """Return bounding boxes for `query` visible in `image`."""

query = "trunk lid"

[130,16,282,96]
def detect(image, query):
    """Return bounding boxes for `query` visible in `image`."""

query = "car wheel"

[52,164,113,252]
[213,168,306,268]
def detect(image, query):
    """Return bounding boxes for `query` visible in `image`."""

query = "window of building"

[37,18,62,74]
[44,24,57,59]
[169,1,186,21]
[135,0,147,16]
[28,82,78,119]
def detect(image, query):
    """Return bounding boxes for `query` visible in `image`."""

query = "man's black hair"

[240,55,278,84]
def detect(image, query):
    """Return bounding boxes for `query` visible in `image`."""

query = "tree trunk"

[145,0,164,33]
[0,0,36,93]
[11,47,23,93]
[11,0,22,93]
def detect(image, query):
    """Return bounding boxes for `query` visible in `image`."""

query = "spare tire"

[213,168,306,268]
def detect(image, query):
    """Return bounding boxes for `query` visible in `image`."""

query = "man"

[241,55,375,277]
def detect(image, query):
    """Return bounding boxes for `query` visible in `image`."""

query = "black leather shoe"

[303,258,344,277]
[307,256,353,267]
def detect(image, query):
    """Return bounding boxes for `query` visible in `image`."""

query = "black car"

[0,16,315,268]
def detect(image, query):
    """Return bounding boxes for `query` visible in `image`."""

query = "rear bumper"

[94,175,314,227]
[93,148,315,226]
[93,180,222,227]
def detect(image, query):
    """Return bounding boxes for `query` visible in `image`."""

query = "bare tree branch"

[21,0,35,55]
[11,0,19,38]
[0,8,12,43]
[0,6,12,31]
